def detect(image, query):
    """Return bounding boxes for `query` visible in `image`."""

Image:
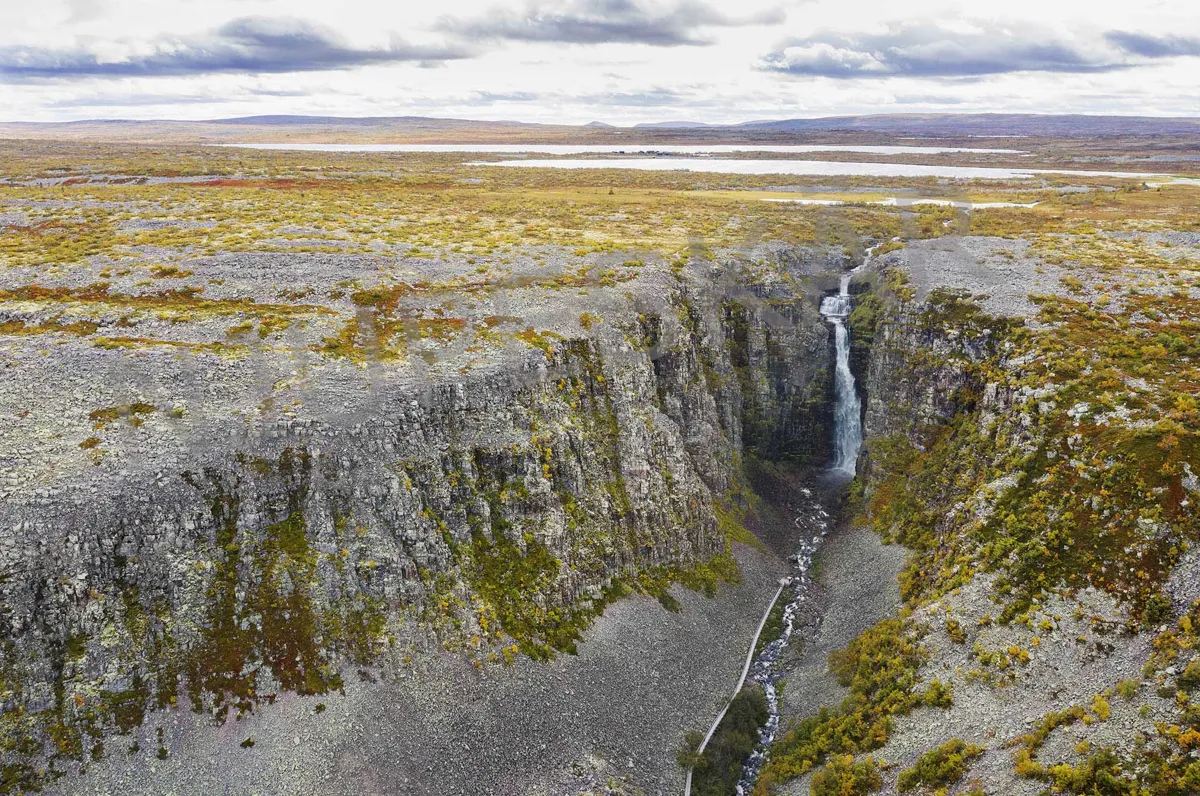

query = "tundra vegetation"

[0,139,1198,794]
[751,178,1200,791]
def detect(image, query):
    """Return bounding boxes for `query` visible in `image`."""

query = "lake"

[225,143,1025,155]
[468,158,1166,180]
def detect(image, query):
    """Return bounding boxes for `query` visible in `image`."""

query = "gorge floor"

[49,541,786,795]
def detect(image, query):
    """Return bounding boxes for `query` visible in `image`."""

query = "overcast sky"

[2,0,1198,123]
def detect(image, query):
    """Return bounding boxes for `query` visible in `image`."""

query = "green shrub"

[923,679,954,708]
[1038,746,1134,793]
[897,738,984,792]
[810,755,883,796]
[848,292,883,349]
[754,597,788,657]
[1178,660,1200,691]
[691,687,769,796]
[676,730,704,769]
[1144,593,1174,625]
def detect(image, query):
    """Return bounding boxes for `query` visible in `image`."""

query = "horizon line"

[3,110,1200,127]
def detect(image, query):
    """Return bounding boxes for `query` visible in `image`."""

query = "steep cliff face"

[0,253,834,788]
[861,280,1012,455]
[760,234,1200,795]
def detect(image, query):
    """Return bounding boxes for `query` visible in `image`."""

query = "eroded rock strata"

[0,246,839,791]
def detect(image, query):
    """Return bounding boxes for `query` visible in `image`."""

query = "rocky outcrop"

[768,237,1200,796]
[0,253,834,789]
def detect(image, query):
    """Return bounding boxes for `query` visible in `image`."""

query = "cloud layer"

[0,16,471,81]
[2,2,1199,122]
[759,23,1194,78]
[1103,31,1200,58]
[439,0,782,46]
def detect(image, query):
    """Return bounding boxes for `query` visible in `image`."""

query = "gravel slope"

[53,543,788,796]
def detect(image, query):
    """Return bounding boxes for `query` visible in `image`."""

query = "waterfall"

[721,255,880,794]
[820,273,863,476]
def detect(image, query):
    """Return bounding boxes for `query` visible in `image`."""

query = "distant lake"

[470,158,1165,181]
[766,198,1041,208]
[225,143,1025,155]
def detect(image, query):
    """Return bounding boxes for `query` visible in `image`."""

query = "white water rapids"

[731,490,830,794]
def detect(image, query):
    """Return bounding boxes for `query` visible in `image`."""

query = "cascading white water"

[724,252,881,794]
[731,489,830,795]
[820,274,863,475]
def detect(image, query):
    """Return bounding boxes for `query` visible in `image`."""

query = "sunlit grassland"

[685,188,1049,205]
[4,158,1189,272]
[0,179,893,266]
[968,184,1200,238]
[1,147,1195,367]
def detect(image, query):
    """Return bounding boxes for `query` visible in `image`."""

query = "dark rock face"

[0,255,832,786]
[862,309,979,444]
[862,300,1006,448]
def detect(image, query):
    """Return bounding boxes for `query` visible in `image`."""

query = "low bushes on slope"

[897,738,983,792]
[810,754,883,796]
[754,618,942,794]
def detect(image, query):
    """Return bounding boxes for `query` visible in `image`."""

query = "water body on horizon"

[764,197,1040,209]
[224,143,1023,155]
[472,158,1168,181]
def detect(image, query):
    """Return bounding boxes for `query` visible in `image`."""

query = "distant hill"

[734,113,1200,137]
[207,114,555,129]
[632,121,714,129]
[1,112,1197,144]
[0,114,576,144]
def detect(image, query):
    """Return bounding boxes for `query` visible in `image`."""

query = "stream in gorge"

[727,264,867,794]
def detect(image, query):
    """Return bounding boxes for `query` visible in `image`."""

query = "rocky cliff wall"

[761,235,1200,795]
[0,254,834,789]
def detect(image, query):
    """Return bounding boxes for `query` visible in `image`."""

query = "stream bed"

[732,264,867,793]
[733,486,835,793]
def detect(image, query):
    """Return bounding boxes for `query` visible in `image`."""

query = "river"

[470,158,1166,181]
[721,258,867,793]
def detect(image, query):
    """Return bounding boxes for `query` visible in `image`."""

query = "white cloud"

[1,0,1197,122]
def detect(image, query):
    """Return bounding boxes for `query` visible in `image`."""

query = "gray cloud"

[0,16,473,81]
[759,23,1200,79]
[472,91,542,102]
[426,86,692,107]
[577,87,693,105]
[49,93,223,108]
[892,92,969,105]
[1104,31,1200,58]
[65,0,108,23]
[438,0,783,47]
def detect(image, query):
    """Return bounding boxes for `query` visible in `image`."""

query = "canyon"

[0,133,1197,795]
